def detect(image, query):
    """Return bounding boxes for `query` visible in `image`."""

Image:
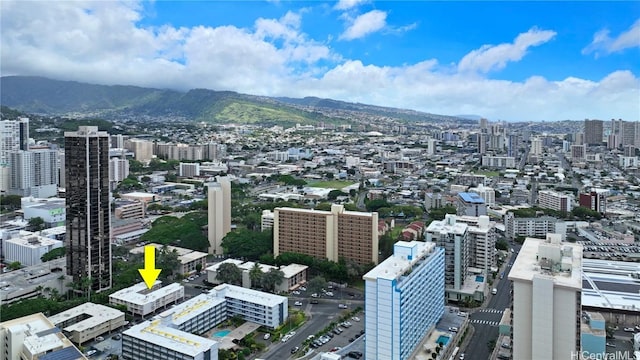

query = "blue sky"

[1,0,639,121]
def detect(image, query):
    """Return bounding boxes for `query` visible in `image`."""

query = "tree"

[195,263,203,273]
[8,261,21,270]
[249,263,263,289]
[495,239,509,251]
[0,195,22,211]
[307,276,326,295]
[157,247,181,280]
[27,217,45,231]
[41,247,66,262]
[327,190,347,200]
[221,229,273,261]
[366,199,390,212]
[261,269,284,293]
[216,263,242,285]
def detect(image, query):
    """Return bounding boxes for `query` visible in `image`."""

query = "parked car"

[294,301,303,306]
[458,312,468,317]
[311,293,319,298]
[86,350,97,356]
[291,346,300,354]
[448,327,458,333]
[352,316,360,322]
[623,327,635,332]
[95,336,104,341]
[338,304,348,309]
[263,333,271,340]
[347,351,363,359]
[112,334,121,340]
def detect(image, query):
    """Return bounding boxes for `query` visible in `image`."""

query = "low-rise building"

[114,200,145,220]
[0,313,87,360]
[130,244,207,276]
[4,234,63,266]
[261,210,274,231]
[206,259,308,292]
[109,281,184,317]
[48,303,125,345]
[212,284,288,329]
[122,320,218,360]
[538,190,572,213]
[504,213,566,240]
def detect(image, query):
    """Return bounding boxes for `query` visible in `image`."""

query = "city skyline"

[1,1,638,122]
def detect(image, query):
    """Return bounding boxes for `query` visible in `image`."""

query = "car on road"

[86,350,97,357]
[458,312,468,317]
[311,293,319,297]
[330,347,341,352]
[636,325,640,331]
[310,299,319,304]
[294,301,303,306]
[459,353,465,359]
[448,327,458,333]
[606,342,616,347]
[623,327,635,332]
[352,316,360,322]
[347,351,363,359]
[291,346,300,354]
[326,291,334,297]
[338,304,348,309]
[300,287,306,291]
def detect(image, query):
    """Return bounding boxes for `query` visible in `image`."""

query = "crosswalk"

[478,308,504,314]
[470,319,500,326]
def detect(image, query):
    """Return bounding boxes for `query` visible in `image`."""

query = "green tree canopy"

[27,217,45,231]
[41,247,66,262]
[307,276,326,295]
[249,263,263,289]
[221,229,273,261]
[0,195,21,211]
[366,198,390,212]
[327,190,348,200]
[428,205,457,220]
[217,263,242,285]
[261,268,285,293]
[140,212,209,251]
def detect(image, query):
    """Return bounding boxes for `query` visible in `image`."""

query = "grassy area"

[307,180,356,189]
[389,226,404,239]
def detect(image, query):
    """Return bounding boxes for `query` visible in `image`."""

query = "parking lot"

[576,241,640,261]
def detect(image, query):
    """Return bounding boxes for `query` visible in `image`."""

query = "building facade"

[504,213,566,240]
[363,241,445,360]
[64,126,112,292]
[509,234,582,360]
[425,215,469,290]
[122,321,218,360]
[109,281,184,317]
[207,176,231,255]
[212,284,288,329]
[274,204,379,265]
[584,119,604,146]
[48,302,125,345]
[456,192,487,217]
[538,190,572,213]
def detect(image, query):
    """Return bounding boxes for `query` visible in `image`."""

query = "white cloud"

[334,0,368,11]
[0,1,638,121]
[339,10,387,41]
[582,19,640,56]
[458,27,557,73]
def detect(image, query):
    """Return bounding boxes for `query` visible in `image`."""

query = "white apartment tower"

[509,234,583,360]
[207,176,231,255]
[469,183,496,206]
[455,215,496,276]
[425,214,469,290]
[530,137,543,156]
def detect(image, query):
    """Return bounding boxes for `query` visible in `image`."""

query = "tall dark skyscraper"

[584,119,604,146]
[64,126,111,292]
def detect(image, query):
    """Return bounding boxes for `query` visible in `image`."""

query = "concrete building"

[504,213,567,240]
[212,284,288,329]
[109,157,129,185]
[7,148,58,198]
[571,144,586,161]
[109,281,185,317]
[509,234,583,360]
[206,259,308,292]
[21,197,66,227]
[161,293,227,335]
[122,320,218,360]
[481,156,515,169]
[579,190,608,214]
[584,119,604,146]
[261,209,275,231]
[455,215,496,276]
[64,126,112,292]
[538,190,572,213]
[619,156,638,168]
[0,313,86,360]
[179,162,201,177]
[119,191,157,204]
[48,303,125,345]
[363,241,445,360]
[124,138,154,162]
[456,192,487,217]
[114,200,145,220]
[469,184,495,206]
[425,215,469,292]
[207,176,231,255]
[274,204,379,265]
[580,311,606,359]
[4,234,63,266]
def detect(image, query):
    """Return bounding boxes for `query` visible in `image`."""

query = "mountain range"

[0,76,471,126]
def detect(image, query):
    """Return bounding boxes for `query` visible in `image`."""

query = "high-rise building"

[274,204,379,265]
[7,148,58,198]
[455,215,496,276]
[0,117,29,162]
[477,133,487,154]
[624,145,636,157]
[469,184,496,206]
[109,157,130,184]
[456,192,487,216]
[530,137,543,156]
[124,138,154,162]
[579,190,608,214]
[64,126,112,292]
[363,241,445,360]
[584,119,603,146]
[425,215,468,290]
[571,144,586,161]
[538,190,572,213]
[509,234,582,360]
[207,176,231,255]
[179,162,200,177]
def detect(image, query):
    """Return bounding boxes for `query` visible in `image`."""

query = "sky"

[1,1,639,122]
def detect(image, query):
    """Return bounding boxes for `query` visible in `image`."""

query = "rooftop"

[156,293,226,328]
[508,234,582,290]
[124,320,217,356]
[425,215,468,235]
[363,241,437,281]
[109,281,184,306]
[581,259,640,312]
[6,234,63,248]
[458,192,486,204]
[48,303,124,333]
[213,283,287,307]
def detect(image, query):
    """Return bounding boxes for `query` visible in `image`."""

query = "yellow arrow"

[138,245,162,289]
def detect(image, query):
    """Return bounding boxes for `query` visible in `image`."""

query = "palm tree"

[249,263,263,289]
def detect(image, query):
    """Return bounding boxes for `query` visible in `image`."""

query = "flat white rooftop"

[509,237,582,290]
[49,303,123,332]
[109,281,183,306]
[363,241,437,281]
[157,293,226,327]
[426,217,468,235]
[6,235,62,248]
[213,283,287,307]
[1,313,82,359]
[124,320,217,356]
[280,263,309,278]
[582,259,640,312]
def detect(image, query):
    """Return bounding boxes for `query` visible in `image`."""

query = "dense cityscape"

[1,105,640,360]
[1,1,639,360]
